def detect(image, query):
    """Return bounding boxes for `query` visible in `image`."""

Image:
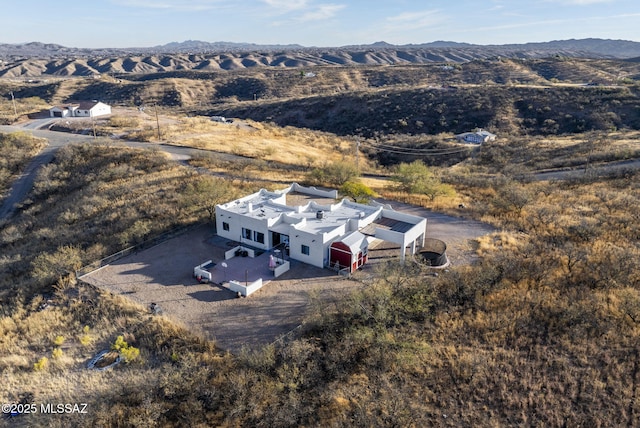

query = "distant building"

[215,183,427,272]
[49,101,111,118]
[455,128,496,144]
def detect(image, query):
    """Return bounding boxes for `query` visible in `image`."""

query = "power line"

[363,140,469,152]
[361,140,475,156]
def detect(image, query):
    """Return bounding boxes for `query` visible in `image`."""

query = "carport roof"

[360,215,415,235]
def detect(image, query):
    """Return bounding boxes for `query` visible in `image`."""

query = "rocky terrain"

[1,38,639,78]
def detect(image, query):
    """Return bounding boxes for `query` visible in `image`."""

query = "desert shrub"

[306,160,359,187]
[108,115,140,128]
[111,335,141,363]
[183,175,237,221]
[390,160,456,201]
[53,335,65,346]
[51,347,63,359]
[79,326,93,346]
[33,356,49,371]
[339,180,375,203]
[30,245,83,287]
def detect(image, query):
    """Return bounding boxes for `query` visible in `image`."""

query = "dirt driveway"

[81,224,355,353]
[81,208,495,353]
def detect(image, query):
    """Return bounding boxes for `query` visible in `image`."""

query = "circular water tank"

[419,238,448,267]
[316,210,324,219]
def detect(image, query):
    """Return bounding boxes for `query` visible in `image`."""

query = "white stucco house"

[49,101,111,118]
[215,183,427,272]
[455,128,496,144]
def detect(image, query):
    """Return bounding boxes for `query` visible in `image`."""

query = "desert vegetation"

[0,92,49,124]
[0,132,46,202]
[1,56,640,426]
[0,129,638,426]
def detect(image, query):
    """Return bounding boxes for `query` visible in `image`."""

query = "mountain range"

[2,38,640,57]
[1,38,639,78]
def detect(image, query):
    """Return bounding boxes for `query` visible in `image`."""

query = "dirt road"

[0,124,239,220]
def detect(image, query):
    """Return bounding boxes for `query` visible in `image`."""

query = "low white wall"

[228,278,263,296]
[193,267,212,282]
[273,261,290,278]
[225,246,255,260]
[290,183,338,199]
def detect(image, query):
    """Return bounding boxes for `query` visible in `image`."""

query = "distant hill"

[1,38,640,78]
[157,40,305,52]
[497,38,640,59]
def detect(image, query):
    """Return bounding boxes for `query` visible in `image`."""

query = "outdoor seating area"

[207,249,275,296]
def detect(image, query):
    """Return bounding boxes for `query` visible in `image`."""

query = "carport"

[360,208,427,263]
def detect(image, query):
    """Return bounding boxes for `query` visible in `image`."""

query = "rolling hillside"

[2,38,640,78]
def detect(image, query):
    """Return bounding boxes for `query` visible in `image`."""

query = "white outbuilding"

[49,101,111,118]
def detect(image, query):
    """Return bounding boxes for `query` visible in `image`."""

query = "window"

[242,228,252,240]
[301,244,310,256]
[222,222,230,231]
[254,231,264,244]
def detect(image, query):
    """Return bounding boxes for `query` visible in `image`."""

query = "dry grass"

[93,110,371,169]
[0,95,50,124]
[2,59,640,425]
[0,132,47,200]
[164,117,361,167]
[1,115,640,425]
[475,130,640,174]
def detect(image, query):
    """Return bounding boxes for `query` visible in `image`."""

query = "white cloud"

[109,0,229,11]
[545,0,614,4]
[262,0,309,12]
[264,0,345,24]
[385,10,445,31]
[297,4,345,22]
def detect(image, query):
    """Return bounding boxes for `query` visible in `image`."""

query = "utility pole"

[355,137,361,171]
[10,91,17,121]
[154,104,161,140]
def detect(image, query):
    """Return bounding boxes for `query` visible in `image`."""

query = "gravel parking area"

[81,207,495,353]
[81,224,354,353]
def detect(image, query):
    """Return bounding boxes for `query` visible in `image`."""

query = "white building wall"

[90,102,111,117]
[288,229,326,268]
[49,108,70,118]
[216,207,271,250]
[73,108,91,117]
[215,186,428,268]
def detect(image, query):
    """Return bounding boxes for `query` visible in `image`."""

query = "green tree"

[307,161,359,187]
[390,160,455,201]
[183,176,235,222]
[340,180,376,203]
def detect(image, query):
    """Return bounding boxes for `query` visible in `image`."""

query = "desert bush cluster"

[0,127,638,426]
[0,142,240,300]
[0,132,46,200]
[0,93,50,124]
[1,57,640,426]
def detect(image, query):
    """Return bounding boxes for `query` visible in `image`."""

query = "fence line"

[75,222,206,278]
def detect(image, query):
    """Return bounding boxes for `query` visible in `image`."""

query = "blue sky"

[2,0,639,48]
